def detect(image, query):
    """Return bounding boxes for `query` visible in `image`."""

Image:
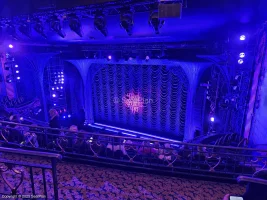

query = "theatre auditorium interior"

[1,0,267,199]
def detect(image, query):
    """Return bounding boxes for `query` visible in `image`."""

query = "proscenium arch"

[89,63,190,140]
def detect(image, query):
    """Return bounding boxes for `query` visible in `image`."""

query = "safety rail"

[0,146,61,200]
[0,120,266,181]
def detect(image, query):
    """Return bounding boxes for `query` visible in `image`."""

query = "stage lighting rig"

[69,14,83,37]
[19,21,31,38]
[149,11,165,34]
[120,8,134,36]
[94,11,108,37]
[49,16,65,38]
[34,19,47,39]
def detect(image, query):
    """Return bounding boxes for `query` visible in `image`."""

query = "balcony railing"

[0,146,61,199]
[0,120,266,181]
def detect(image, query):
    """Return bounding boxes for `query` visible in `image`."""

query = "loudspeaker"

[158,3,182,19]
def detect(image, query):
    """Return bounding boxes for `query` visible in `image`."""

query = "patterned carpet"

[0,153,246,200]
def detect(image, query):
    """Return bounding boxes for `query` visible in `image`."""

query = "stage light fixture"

[52,94,56,97]
[210,117,215,122]
[63,116,66,119]
[240,35,246,41]
[54,103,57,106]
[15,65,18,68]
[52,87,55,90]
[94,11,108,37]
[19,21,31,38]
[8,44,13,49]
[50,16,66,38]
[149,11,165,34]
[107,55,112,60]
[34,19,47,39]
[239,52,245,58]
[16,70,19,73]
[20,117,24,121]
[17,77,20,80]
[68,114,71,118]
[60,86,63,89]
[69,14,83,37]
[120,8,134,36]
[238,59,243,64]
[56,87,59,90]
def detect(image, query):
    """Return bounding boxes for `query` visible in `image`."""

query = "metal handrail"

[1,120,266,152]
[0,147,62,160]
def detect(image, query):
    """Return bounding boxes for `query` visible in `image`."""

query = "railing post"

[51,158,59,200]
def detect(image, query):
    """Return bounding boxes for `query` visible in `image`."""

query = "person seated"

[49,109,61,133]
[8,115,27,143]
[107,133,127,155]
[138,141,156,155]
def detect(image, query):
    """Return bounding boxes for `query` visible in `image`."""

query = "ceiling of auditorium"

[0,0,264,46]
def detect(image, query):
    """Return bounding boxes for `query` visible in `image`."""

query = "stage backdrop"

[91,64,189,140]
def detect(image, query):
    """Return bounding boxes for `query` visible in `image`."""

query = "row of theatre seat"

[1,121,267,199]
[0,121,257,180]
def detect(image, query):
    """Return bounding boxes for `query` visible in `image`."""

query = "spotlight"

[8,44,13,49]
[94,11,108,37]
[63,116,66,119]
[149,11,165,34]
[16,70,19,73]
[52,94,56,97]
[145,56,150,61]
[20,117,24,121]
[68,114,71,118]
[56,87,59,90]
[50,16,65,38]
[107,55,112,60]
[210,117,215,122]
[240,35,246,41]
[53,103,57,106]
[17,77,20,80]
[60,86,63,89]
[69,14,83,37]
[34,19,47,39]
[238,59,244,64]
[120,8,134,36]
[52,87,55,90]
[15,65,18,68]
[239,52,245,58]
[19,22,31,38]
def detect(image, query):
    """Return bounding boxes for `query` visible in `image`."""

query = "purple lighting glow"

[123,93,144,113]
[240,35,246,41]
[239,52,245,58]
[210,117,215,122]
[238,59,244,64]
[8,44,13,49]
